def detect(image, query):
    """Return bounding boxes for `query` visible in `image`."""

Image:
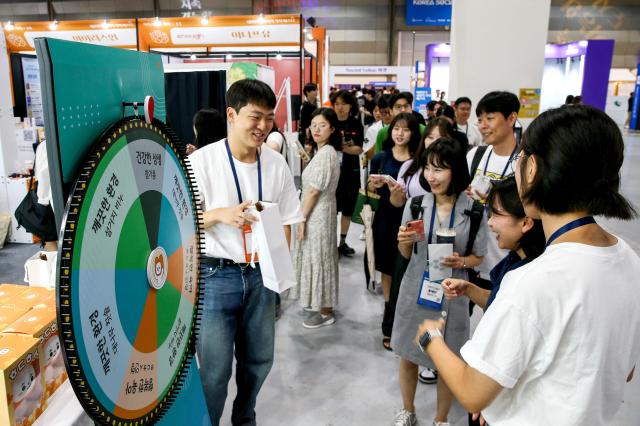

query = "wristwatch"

[419,328,443,350]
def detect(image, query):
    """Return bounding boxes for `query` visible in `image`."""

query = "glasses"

[393,103,412,111]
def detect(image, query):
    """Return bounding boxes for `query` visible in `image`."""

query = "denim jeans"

[197,263,276,426]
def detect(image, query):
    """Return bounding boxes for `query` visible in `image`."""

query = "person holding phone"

[416,106,640,426]
[391,138,487,426]
[368,112,421,350]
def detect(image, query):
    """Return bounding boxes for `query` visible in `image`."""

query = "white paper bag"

[250,202,296,293]
[427,243,453,281]
[24,250,58,288]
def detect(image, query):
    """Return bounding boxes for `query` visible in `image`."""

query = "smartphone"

[381,174,399,186]
[406,219,426,242]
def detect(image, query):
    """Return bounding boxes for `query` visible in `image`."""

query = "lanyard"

[225,140,262,203]
[546,216,596,247]
[483,146,517,179]
[427,195,457,244]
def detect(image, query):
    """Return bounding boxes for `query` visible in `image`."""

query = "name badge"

[417,270,444,310]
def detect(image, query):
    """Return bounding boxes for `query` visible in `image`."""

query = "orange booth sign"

[3,19,138,52]
[138,14,302,51]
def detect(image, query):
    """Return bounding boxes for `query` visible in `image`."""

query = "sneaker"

[392,409,417,426]
[418,368,438,384]
[302,306,316,312]
[338,242,356,256]
[433,422,450,426]
[302,313,336,329]
[359,230,366,241]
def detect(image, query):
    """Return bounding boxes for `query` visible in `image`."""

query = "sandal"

[382,336,392,351]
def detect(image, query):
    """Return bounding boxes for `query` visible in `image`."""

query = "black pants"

[381,254,410,337]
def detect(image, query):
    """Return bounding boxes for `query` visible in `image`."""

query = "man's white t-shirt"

[460,238,640,425]
[456,122,483,147]
[190,139,303,263]
[466,146,516,279]
[364,120,383,153]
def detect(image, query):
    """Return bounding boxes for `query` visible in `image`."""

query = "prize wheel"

[57,117,203,425]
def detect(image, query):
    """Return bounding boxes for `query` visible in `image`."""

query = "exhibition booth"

[0,13,325,426]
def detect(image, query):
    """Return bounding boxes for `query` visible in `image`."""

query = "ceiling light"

[226,54,233,60]
[49,20,58,30]
[201,15,209,25]
[101,19,109,29]
[153,17,161,27]
[4,21,14,31]
[258,13,266,24]
[302,28,307,33]
[306,33,313,40]
[190,54,196,60]
[276,53,282,60]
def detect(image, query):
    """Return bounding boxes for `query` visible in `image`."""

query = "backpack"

[14,154,58,243]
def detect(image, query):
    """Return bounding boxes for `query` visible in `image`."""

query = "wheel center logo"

[147,247,168,290]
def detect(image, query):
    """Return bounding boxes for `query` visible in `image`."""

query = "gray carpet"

[0,242,40,285]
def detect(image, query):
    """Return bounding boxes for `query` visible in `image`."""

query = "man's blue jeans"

[197,263,275,426]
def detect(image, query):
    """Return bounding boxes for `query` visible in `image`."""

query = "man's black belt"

[201,257,252,268]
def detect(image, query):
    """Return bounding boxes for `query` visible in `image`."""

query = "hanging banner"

[631,66,640,130]
[406,0,452,26]
[519,88,541,119]
[414,87,432,118]
[138,15,301,50]
[3,20,137,52]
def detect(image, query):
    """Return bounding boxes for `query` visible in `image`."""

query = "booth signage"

[168,24,300,46]
[414,87,432,117]
[519,88,541,119]
[24,29,137,49]
[631,68,640,130]
[406,0,452,26]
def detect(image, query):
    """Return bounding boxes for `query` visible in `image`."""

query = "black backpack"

[14,154,58,242]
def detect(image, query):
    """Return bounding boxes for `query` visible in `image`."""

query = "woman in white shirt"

[415,105,640,426]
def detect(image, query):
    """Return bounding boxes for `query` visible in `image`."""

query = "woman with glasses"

[415,105,640,425]
[292,108,343,329]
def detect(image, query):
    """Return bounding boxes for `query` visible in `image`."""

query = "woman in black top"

[368,113,421,349]
[331,90,364,256]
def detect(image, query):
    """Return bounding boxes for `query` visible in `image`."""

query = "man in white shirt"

[190,79,303,426]
[454,96,483,147]
[466,91,521,298]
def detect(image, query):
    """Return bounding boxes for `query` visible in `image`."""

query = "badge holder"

[416,243,453,311]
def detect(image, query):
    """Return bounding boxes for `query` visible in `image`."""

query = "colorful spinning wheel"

[57,118,202,425]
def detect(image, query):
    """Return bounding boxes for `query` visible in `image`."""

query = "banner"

[631,66,640,130]
[406,0,452,26]
[519,88,541,119]
[3,20,137,52]
[414,87,432,118]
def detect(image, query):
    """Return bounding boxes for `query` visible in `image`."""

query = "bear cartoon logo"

[154,255,164,278]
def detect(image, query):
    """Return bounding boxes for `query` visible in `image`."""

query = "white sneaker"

[392,409,417,426]
[359,230,366,241]
[433,422,450,426]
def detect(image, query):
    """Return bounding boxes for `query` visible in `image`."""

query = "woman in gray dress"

[391,138,488,426]
[292,108,342,329]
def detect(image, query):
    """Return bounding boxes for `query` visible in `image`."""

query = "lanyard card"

[427,243,453,281]
[417,270,444,310]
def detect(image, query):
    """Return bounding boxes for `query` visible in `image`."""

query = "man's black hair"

[226,79,276,112]
[454,97,472,107]
[389,92,413,109]
[304,83,318,96]
[475,91,520,119]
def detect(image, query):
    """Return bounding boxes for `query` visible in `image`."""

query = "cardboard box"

[8,288,54,311]
[0,307,31,332]
[3,308,65,399]
[0,285,29,306]
[0,334,46,426]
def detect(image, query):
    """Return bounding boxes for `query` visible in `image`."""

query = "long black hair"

[518,105,636,219]
[403,117,455,180]
[382,112,421,154]
[193,108,226,148]
[487,177,545,258]
[309,108,343,152]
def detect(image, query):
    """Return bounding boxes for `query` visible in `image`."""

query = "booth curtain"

[164,70,227,147]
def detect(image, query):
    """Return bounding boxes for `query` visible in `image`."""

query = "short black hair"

[518,105,636,219]
[376,94,391,110]
[476,91,520,119]
[422,137,470,196]
[564,95,574,105]
[454,97,472,107]
[436,104,456,121]
[192,108,226,148]
[487,177,545,259]
[389,92,413,109]
[382,112,421,154]
[226,79,276,112]
[309,107,343,152]
[304,83,318,96]
[330,90,359,116]
[426,100,438,111]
